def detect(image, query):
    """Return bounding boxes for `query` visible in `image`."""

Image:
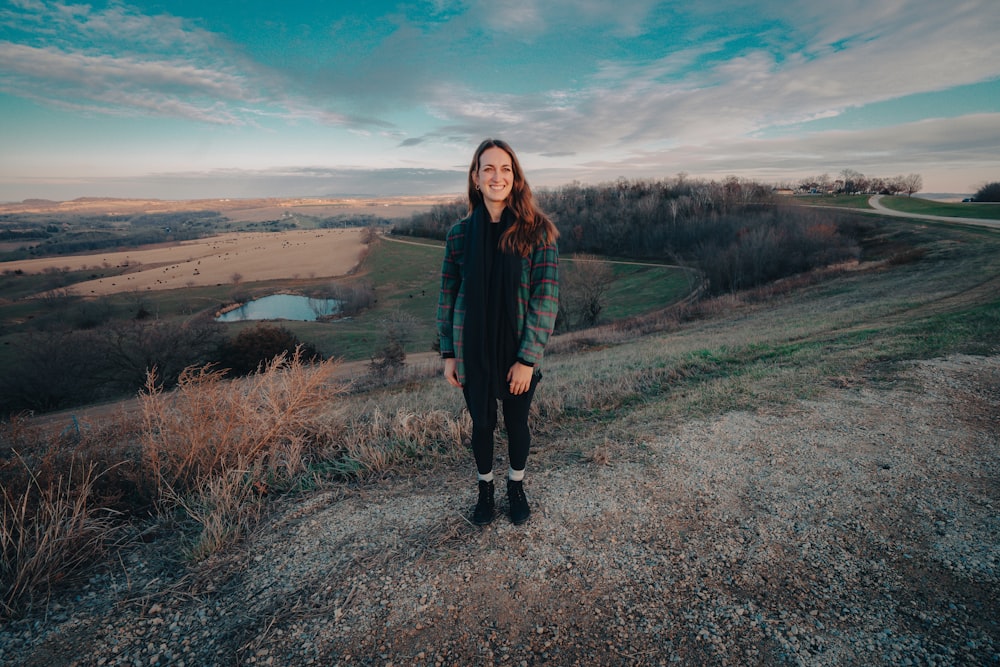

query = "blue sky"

[1,0,998,200]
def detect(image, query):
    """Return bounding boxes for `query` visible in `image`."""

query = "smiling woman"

[437,138,560,527]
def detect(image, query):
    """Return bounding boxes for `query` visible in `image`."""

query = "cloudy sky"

[1,0,998,201]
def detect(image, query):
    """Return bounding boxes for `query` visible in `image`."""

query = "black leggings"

[464,380,537,476]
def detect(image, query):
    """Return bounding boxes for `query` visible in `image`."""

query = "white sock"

[508,467,525,482]
[477,471,494,483]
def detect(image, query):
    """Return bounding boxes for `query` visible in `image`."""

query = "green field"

[877,195,1000,220]
[790,194,871,208]
[793,193,1000,220]
[0,234,696,370]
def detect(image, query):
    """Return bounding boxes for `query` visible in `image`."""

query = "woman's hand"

[506,362,533,395]
[443,357,462,388]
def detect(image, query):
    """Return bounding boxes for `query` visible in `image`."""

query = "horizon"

[1,1,998,201]
[0,187,981,209]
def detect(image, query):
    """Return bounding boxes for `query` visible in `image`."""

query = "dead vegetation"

[0,347,471,617]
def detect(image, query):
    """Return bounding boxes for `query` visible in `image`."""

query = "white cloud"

[0,41,256,124]
[413,0,1000,160]
[565,113,1000,191]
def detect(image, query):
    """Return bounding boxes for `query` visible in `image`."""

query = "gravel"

[2,354,997,666]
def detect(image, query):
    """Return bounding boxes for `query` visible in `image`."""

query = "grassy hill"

[2,212,998,663]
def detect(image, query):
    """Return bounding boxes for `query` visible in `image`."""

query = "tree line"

[794,170,922,196]
[0,211,226,261]
[395,174,866,297]
[0,315,324,416]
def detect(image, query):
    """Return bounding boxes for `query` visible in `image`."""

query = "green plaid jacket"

[436,215,560,385]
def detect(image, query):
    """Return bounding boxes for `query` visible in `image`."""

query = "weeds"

[332,408,470,479]
[140,349,347,559]
[1,453,121,617]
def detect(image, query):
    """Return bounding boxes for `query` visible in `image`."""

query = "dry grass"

[140,349,348,559]
[0,451,121,617]
[1,346,474,617]
[333,407,470,479]
[3,228,366,296]
[0,409,149,617]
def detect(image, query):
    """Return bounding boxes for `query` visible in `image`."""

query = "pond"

[216,294,343,322]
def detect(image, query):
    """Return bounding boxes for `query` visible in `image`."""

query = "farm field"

[2,228,367,296]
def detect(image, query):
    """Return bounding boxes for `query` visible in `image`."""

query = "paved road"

[868,195,1000,230]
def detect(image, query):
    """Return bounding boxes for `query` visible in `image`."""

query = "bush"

[140,352,345,559]
[973,181,1000,202]
[216,324,322,377]
[368,310,419,380]
[311,281,375,317]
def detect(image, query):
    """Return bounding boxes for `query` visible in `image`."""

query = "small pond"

[216,294,343,322]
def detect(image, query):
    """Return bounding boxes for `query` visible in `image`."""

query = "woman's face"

[473,146,514,207]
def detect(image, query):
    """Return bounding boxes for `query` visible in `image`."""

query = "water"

[216,294,342,322]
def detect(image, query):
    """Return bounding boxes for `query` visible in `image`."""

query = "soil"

[2,353,997,666]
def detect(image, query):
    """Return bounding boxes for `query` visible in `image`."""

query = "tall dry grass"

[1,449,122,617]
[140,349,348,559]
[1,409,146,618]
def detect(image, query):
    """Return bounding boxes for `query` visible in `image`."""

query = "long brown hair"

[467,138,559,257]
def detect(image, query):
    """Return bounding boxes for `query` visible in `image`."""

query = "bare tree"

[230,272,246,302]
[839,169,864,194]
[559,255,615,330]
[902,173,923,197]
[369,310,419,379]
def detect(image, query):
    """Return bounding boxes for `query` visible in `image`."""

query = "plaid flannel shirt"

[436,216,559,386]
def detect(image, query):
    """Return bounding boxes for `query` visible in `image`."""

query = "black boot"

[472,480,495,525]
[507,479,530,525]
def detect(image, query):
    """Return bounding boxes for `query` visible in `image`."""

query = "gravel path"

[2,354,997,666]
[867,195,1000,230]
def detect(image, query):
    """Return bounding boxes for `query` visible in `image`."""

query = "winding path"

[868,195,1000,230]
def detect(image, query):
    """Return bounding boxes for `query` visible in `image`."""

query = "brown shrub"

[140,349,347,558]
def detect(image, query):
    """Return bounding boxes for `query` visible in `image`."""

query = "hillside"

[1,216,998,665]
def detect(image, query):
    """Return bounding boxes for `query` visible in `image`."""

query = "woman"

[437,139,560,526]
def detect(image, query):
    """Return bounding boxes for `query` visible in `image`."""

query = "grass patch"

[878,196,1000,220]
[890,298,1000,358]
[600,262,695,320]
[791,195,872,209]
[287,239,696,361]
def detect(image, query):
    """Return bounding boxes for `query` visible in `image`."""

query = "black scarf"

[463,205,522,423]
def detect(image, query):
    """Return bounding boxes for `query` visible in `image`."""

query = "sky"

[1,0,998,201]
